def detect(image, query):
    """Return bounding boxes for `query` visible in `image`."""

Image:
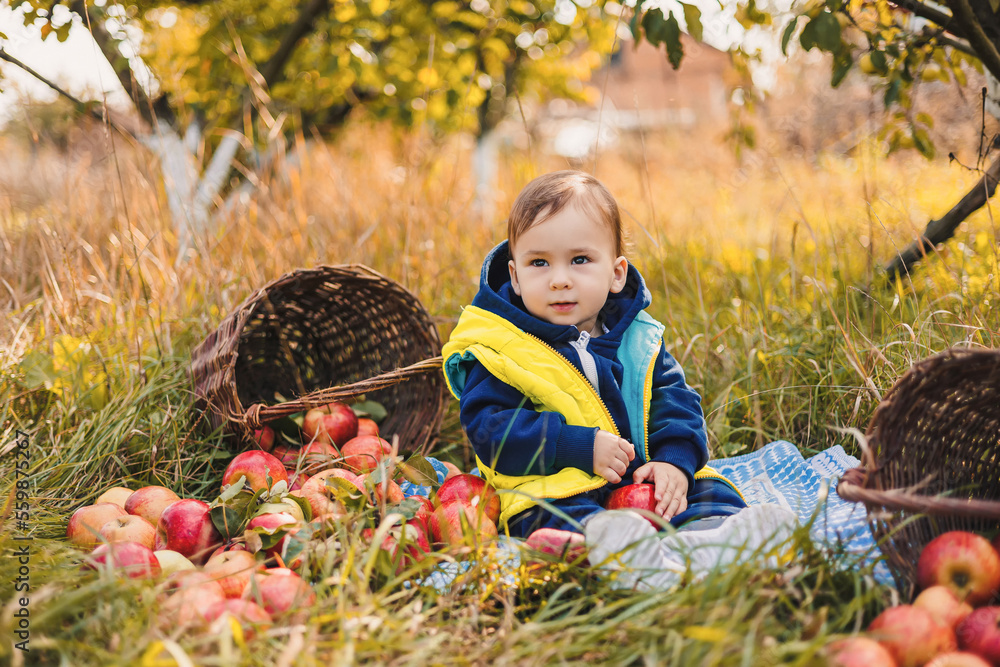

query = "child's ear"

[508,259,522,296]
[609,256,628,293]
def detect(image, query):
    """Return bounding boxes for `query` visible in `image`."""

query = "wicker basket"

[836,347,1000,599]
[189,265,446,454]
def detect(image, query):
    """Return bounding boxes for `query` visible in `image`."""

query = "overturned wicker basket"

[837,347,1000,599]
[190,265,446,454]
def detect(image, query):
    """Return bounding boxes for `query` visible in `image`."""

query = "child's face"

[507,202,627,336]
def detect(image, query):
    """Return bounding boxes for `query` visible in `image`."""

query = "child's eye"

[530,259,548,267]
[572,256,590,265]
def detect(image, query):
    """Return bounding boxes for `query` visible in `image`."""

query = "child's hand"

[633,462,689,520]
[593,430,635,484]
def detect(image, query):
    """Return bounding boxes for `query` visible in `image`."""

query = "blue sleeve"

[459,360,598,476]
[647,343,709,490]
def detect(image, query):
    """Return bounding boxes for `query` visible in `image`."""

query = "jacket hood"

[470,241,652,343]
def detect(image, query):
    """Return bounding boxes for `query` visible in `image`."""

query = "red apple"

[124,485,181,528]
[918,531,1000,606]
[297,469,361,517]
[869,604,957,667]
[441,461,462,480]
[957,606,1000,664]
[243,568,315,621]
[340,435,393,473]
[915,585,974,630]
[253,425,275,452]
[153,549,196,576]
[203,598,272,639]
[155,498,224,565]
[322,401,359,446]
[411,495,435,534]
[429,502,498,547]
[204,550,263,598]
[605,483,661,527]
[159,570,227,626]
[66,503,128,550]
[246,512,298,561]
[360,473,405,505]
[927,653,993,667]
[274,441,338,474]
[95,486,133,509]
[222,450,289,493]
[288,470,310,491]
[524,528,589,564]
[85,542,161,579]
[437,474,500,523]
[825,636,897,667]
[357,417,379,437]
[99,514,157,550]
[302,407,330,445]
[382,522,432,574]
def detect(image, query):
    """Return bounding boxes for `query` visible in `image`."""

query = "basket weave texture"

[189,265,446,454]
[836,347,1000,599]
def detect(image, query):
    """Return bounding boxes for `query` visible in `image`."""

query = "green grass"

[0,125,996,664]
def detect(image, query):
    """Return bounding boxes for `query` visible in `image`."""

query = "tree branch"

[66,0,172,128]
[258,0,330,88]
[947,0,1000,81]
[892,0,963,38]
[885,155,1000,279]
[0,47,134,138]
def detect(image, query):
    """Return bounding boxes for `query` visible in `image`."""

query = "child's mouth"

[551,302,576,312]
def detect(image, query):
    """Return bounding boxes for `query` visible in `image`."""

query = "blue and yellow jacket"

[442,242,742,529]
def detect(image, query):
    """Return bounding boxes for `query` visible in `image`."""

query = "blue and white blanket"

[400,441,893,589]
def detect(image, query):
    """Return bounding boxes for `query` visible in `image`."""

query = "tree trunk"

[884,155,1000,279]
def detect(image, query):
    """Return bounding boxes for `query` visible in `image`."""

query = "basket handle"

[837,467,1000,519]
[240,356,445,429]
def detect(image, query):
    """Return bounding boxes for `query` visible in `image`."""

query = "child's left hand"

[632,462,689,520]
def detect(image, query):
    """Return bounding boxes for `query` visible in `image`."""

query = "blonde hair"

[507,171,625,257]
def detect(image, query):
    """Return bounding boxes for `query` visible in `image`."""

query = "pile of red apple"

[65,400,519,636]
[828,530,1000,667]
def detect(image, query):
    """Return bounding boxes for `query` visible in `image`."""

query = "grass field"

[1,122,998,665]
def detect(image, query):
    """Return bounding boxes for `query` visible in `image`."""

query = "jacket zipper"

[520,331,618,500]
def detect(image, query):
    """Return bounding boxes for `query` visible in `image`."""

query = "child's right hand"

[593,430,635,483]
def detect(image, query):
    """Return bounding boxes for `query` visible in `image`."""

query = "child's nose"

[550,268,571,289]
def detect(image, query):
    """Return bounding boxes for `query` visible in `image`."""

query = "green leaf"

[870,50,887,73]
[780,17,798,55]
[831,51,853,87]
[884,77,902,107]
[393,497,425,520]
[19,351,57,389]
[325,476,368,509]
[681,3,703,42]
[284,494,313,521]
[211,505,245,541]
[799,18,817,51]
[397,456,438,486]
[663,11,683,70]
[811,11,841,52]
[641,8,669,47]
[220,475,247,501]
[352,400,388,422]
[913,128,935,159]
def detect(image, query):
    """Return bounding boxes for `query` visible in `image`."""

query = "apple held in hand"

[124,485,181,528]
[66,503,128,550]
[957,606,1000,665]
[869,604,957,667]
[85,542,161,579]
[340,435,393,473]
[436,474,500,524]
[99,514,157,550]
[918,531,1000,606]
[825,636,897,667]
[605,483,661,527]
[155,498,224,565]
[222,450,289,493]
